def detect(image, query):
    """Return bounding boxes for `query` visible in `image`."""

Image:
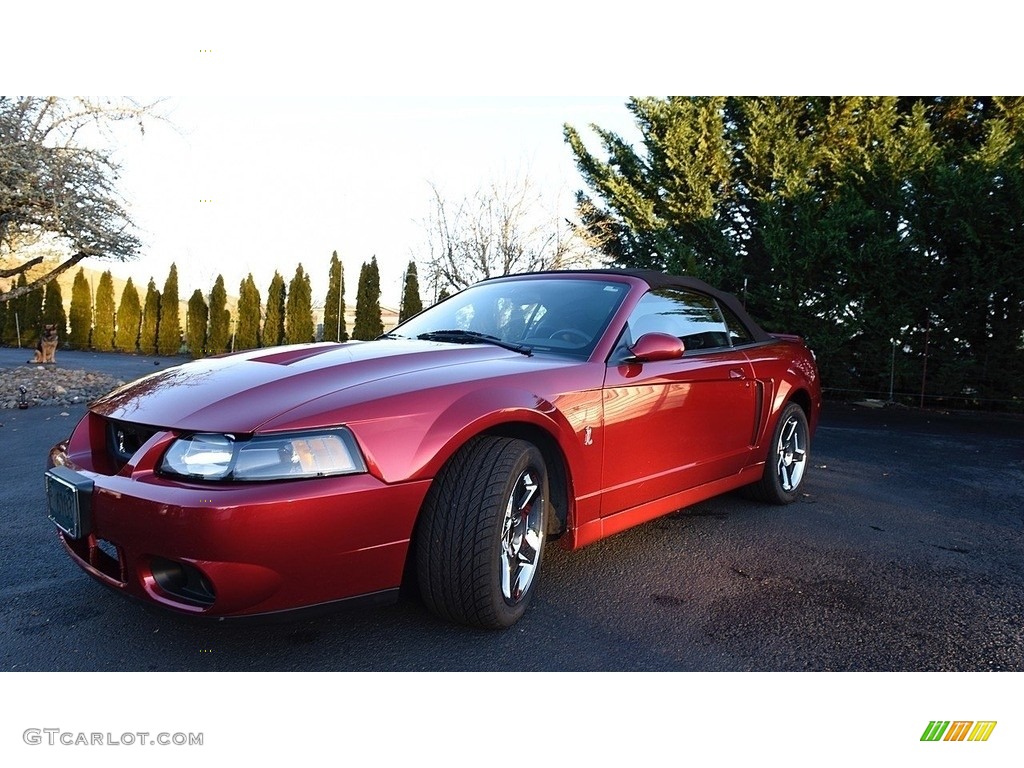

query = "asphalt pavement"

[1,350,1022,671]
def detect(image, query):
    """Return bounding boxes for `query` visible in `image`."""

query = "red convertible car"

[46,270,820,628]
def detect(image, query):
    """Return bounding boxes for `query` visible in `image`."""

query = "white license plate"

[46,467,93,539]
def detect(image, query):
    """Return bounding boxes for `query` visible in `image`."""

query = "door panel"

[600,351,757,516]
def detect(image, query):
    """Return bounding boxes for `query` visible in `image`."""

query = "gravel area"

[0,364,125,409]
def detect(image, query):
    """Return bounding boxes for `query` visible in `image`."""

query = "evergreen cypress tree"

[139,278,160,355]
[116,277,142,352]
[68,268,93,349]
[0,284,7,341]
[399,260,423,322]
[158,263,181,355]
[352,257,383,340]
[207,274,230,354]
[116,278,141,352]
[93,271,116,351]
[41,278,68,338]
[3,275,30,345]
[21,283,43,347]
[286,263,314,344]
[186,288,208,358]
[264,271,286,347]
[323,250,347,342]
[236,273,262,350]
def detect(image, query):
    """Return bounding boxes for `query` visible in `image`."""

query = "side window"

[720,304,754,346]
[624,288,733,354]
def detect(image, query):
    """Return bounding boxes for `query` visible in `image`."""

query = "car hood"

[89,341,539,433]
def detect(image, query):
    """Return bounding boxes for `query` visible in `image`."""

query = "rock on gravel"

[0,365,125,409]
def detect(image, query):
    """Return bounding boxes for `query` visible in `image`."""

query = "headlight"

[159,429,366,481]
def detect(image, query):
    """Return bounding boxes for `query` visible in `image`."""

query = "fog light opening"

[150,557,216,608]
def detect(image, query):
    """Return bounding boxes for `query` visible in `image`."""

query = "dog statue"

[29,324,59,364]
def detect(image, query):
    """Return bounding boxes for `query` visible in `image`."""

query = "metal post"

[919,315,930,409]
[336,262,342,342]
[889,339,896,402]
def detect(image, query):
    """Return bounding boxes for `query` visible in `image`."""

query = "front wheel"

[415,436,548,629]
[749,402,810,504]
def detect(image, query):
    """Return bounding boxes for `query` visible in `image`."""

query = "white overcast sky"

[8,1,1015,309]
[102,93,643,308]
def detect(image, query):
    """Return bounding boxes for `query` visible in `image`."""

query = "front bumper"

[48,416,431,618]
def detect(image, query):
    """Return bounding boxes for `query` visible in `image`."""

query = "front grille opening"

[87,536,124,583]
[106,420,159,469]
[150,557,216,608]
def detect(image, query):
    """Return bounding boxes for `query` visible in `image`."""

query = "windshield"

[392,277,630,360]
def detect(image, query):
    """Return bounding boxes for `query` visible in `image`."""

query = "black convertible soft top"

[494,269,773,344]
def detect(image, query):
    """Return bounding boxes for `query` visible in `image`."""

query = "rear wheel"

[749,402,809,504]
[416,436,548,629]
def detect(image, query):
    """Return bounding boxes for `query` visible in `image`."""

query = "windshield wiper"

[417,329,533,356]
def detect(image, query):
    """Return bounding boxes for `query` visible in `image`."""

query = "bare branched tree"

[0,96,162,303]
[420,174,599,300]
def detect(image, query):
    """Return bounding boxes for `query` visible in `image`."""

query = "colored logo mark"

[921,721,997,742]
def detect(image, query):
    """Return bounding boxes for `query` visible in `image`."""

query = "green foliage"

[157,263,181,355]
[567,96,1024,409]
[139,278,160,355]
[68,268,92,349]
[207,274,231,354]
[352,257,383,340]
[286,264,314,344]
[399,260,423,322]
[22,276,43,346]
[186,289,208,358]
[2,275,29,344]
[323,251,347,342]
[116,277,141,352]
[236,273,262,350]
[264,271,286,347]
[41,278,67,336]
[92,271,116,351]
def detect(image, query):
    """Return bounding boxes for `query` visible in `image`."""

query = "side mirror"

[625,332,685,363]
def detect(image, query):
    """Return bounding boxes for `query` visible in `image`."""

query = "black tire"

[748,402,810,505]
[415,436,548,629]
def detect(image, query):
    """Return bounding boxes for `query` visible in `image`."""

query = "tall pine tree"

[139,278,160,355]
[93,271,116,351]
[117,277,142,352]
[399,260,423,322]
[286,263,314,344]
[566,96,1024,407]
[41,278,68,338]
[3,275,29,345]
[186,288,208,358]
[207,274,230,354]
[236,273,262,350]
[352,256,383,340]
[323,250,347,342]
[264,271,286,347]
[68,268,93,349]
[0,283,8,341]
[157,263,181,355]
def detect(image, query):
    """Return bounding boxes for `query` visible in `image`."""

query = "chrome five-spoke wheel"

[416,436,548,629]
[749,401,810,504]
[500,469,544,604]
[776,411,807,493]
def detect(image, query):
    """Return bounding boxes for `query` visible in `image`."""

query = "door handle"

[729,368,746,380]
